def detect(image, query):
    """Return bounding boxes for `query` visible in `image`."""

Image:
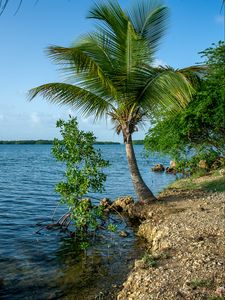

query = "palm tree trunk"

[125,135,156,203]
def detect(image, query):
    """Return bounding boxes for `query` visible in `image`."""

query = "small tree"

[52,116,109,234]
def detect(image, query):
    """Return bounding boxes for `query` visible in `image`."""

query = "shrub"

[52,116,109,234]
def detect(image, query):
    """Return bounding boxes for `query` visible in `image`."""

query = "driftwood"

[35,196,128,235]
[35,211,71,234]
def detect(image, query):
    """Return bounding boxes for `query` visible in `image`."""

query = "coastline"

[117,172,225,300]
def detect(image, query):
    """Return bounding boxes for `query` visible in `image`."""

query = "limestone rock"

[219,169,225,176]
[170,160,176,168]
[198,159,208,169]
[119,230,129,237]
[99,198,112,208]
[110,196,134,212]
[151,164,165,172]
[165,167,176,174]
[215,286,225,297]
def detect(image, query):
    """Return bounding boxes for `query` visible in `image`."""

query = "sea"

[0,144,177,299]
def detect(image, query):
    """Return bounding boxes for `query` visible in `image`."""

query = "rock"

[198,160,208,169]
[166,167,177,174]
[211,156,225,170]
[134,259,145,269]
[127,202,149,221]
[151,164,165,172]
[99,198,112,208]
[110,196,134,212]
[219,169,225,176]
[170,160,176,168]
[119,230,129,237]
[215,286,225,297]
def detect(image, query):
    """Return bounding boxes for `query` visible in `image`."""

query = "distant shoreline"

[0,140,121,145]
[0,140,144,145]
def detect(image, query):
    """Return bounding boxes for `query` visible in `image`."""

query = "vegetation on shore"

[0,140,120,145]
[145,41,225,175]
[132,140,144,145]
[168,170,225,193]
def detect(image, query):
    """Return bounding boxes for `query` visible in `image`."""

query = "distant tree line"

[132,140,144,145]
[0,140,121,145]
[0,140,53,144]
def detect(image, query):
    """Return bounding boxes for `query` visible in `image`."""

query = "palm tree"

[29,0,195,203]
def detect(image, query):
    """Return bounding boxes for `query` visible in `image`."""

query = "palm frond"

[30,0,196,134]
[47,38,118,98]
[88,0,128,44]
[133,65,194,114]
[29,83,115,120]
[178,65,207,87]
[128,0,169,52]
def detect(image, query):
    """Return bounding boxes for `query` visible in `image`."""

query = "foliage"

[52,116,109,233]
[107,223,117,233]
[29,0,198,201]
[142,253,158,268]
[145,41,225,173]
[29,0,195,139]
[174,148,224,175]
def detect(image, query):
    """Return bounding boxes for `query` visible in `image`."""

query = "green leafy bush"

[52,116,109,234]
[145,41,225,175]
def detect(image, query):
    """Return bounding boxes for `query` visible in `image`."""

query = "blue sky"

[0,0,224,141]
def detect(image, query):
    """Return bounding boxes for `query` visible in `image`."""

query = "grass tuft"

[142,253,158,268]
[201,177,225,193]
[190,279,213,289]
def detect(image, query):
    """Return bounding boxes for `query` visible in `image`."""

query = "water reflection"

[0,215,143,300]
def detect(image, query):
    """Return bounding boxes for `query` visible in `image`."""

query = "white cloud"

[215,14,224,25]
[152,59,167,67]
[30,112,41,124]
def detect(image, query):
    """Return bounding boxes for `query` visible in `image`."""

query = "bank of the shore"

[117,173,225,300]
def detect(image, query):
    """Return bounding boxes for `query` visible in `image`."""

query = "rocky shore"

[117,175,225,300]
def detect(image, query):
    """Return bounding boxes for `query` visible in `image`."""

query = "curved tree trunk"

[125,134,156,203]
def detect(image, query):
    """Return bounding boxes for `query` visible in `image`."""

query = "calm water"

[0,144,176,299]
